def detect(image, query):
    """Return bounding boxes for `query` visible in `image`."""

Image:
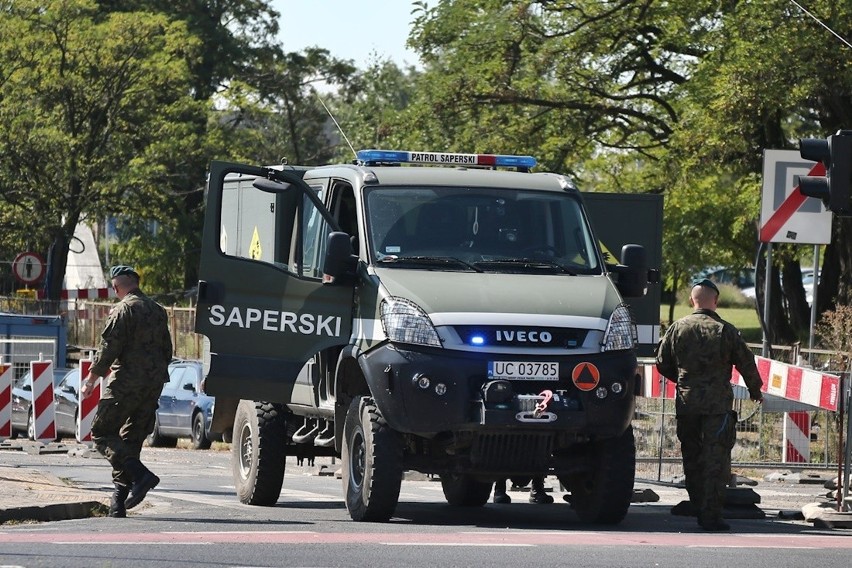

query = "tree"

[96,0,286,291]
[663,0,852,344]
[404,0,852,345]
[217,47,359,167]
[0,0,203,300]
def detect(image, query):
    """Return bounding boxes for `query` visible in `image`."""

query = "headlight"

[601,303,637,352]
[380,297,441,347]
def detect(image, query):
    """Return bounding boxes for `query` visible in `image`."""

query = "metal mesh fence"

[633,397,843,482]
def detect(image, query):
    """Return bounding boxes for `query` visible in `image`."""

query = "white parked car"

[740,269,819,305]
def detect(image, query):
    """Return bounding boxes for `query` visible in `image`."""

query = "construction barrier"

[35,288,116,300]
[0,358,11,439]
[783,410,810,463]
[30,358,56,442]
[634,355,844,481]
[638,355,841,411]
[76,359,104,443]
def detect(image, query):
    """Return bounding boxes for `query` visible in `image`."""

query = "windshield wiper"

[473,258,578,275]
[378,255,483,272]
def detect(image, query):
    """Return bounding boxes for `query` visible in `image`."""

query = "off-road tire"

[440,474,493,507]
[561,425,635,525]
[190,411,212,450]
[147,415,178,448]
[342,396,403,522]
[232,400,287,506]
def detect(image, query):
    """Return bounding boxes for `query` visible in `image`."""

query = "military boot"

[108,483,130,518]
[529,477,554,504]
[492,479,511,504]
[124,458,160,510]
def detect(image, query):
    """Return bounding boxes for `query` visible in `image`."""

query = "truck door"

[583,193,663,357]
[195,161,354,402]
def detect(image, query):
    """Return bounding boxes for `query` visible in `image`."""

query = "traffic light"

[798,130,852,217]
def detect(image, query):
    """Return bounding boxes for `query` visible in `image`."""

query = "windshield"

[365,186,601,273]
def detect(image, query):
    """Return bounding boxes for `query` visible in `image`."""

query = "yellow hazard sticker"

[249,227,263,260]
[598,240,616,264]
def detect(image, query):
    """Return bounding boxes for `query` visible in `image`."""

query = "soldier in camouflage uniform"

[80,265,172,518]
[655,278,763,532]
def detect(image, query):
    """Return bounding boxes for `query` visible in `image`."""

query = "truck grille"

[471,432,554,470]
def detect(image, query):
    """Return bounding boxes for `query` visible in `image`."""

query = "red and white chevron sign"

[639,356,840,411]
[30,359,56,442]
[783,411,810,463]
[0,360,12,439]
[76,359,105,443]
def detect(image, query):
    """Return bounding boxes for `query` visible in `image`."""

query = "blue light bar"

[357,149,537,169]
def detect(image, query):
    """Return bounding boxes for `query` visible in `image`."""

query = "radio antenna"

[315,91,357,160]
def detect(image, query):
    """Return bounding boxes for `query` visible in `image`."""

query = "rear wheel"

[232,400,287,505]
[342,396,403,522]
[190,412,212,450]
[146,415,177,448]
[561,425,635,525]
[440,474,492,507]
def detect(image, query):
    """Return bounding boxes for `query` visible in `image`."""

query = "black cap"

[109,265,139,280]
[692,278,719,295]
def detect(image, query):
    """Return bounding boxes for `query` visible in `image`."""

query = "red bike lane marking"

[1,530,850,548]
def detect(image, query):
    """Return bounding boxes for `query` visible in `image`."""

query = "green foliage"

[815,304,852,369]
[0,0,202,295]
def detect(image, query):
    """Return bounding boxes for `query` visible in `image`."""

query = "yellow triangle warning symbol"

[599,240,616,264]
[249,227,263,260]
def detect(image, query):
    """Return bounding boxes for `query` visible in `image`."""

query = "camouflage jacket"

[655,308,763,415]
[91,289,172,387]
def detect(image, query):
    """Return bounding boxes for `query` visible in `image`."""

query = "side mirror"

[323,231,358,283]
[611,244,648,298]
[183,382,196,392]
[252,178,292,194]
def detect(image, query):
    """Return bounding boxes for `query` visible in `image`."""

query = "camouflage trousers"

[91,379,162,486]
[676,412,737,523]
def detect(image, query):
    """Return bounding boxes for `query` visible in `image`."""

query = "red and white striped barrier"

[30,359,56,442]
[783,410,810,463]
[36,288,116,300]
[638,355,840,411]
[76,359,105,443]
[0,359,12,440]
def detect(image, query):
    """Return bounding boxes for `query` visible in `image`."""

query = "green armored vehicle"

[194,150,658,524]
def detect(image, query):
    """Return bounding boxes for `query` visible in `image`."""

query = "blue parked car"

[147,360,217,450]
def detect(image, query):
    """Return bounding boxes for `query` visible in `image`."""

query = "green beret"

[692,278,719,295]
[109,265,139,280]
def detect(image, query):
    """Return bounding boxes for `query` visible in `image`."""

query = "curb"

[0,501,108,524]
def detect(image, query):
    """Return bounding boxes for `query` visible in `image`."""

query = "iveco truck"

[194,149,660,524]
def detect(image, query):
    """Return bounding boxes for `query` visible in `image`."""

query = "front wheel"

[231,400,287,506]
[342,396,403,522]
[190,412,212,450]
[561,425,635,525]
[440,474,492,507]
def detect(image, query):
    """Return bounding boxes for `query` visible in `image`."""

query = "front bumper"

[359,343,637,441]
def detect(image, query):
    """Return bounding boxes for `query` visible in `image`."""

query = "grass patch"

[661,292,762,343]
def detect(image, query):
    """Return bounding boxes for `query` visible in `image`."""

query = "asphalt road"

[0,446,850,568]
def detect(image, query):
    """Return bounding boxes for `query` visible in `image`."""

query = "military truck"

[194,150,659,524]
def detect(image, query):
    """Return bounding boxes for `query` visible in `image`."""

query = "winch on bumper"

[357,342,639,441]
